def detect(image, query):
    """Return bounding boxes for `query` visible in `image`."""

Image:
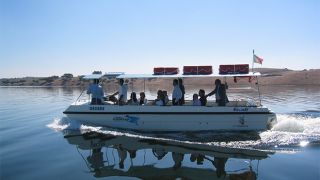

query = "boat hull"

[64,104,276,131]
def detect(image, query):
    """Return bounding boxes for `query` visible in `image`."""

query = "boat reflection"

[63,130,274,179]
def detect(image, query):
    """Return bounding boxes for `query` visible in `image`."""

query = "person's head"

[163,91,168,96]
[193,93,198,100]
[190,154,197,162]
[178,78,183,85]
[130,92,137,100]
[173,79,178,86]
[140,92,145,99]
[157,90,163,97]
[215,79,221,85]
[199,89,205,97]
[119,79,124,85]
[159,92,165,100]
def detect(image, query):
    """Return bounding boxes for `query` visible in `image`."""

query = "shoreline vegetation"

[1,68,319,87]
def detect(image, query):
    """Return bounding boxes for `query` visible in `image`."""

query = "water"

[1,86,320,180]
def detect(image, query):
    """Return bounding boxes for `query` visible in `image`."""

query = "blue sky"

[1,0,319,78]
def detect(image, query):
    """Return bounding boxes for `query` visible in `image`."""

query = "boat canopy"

[83,74,104,80]
[116,72,261,79]
[83,72,125,79]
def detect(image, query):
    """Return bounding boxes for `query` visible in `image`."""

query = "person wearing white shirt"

[139,92,148,105]
[86,79,104,105]
[118,79,128,105]
[172,79,182,106]
[192,94,201,106]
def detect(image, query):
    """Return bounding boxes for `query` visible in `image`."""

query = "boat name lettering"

[89,106,105,111]
[233,107,248,112]
[113,115,139,125]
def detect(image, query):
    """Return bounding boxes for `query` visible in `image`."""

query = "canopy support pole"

[256,76,262,106]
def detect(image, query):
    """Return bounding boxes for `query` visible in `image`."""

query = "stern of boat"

[266,112,277,130]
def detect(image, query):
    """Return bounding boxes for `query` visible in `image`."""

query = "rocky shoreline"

[1,68,319,87]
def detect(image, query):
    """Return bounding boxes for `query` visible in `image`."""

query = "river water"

[0,86,319,180]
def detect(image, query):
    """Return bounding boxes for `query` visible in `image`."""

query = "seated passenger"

[192,93,201,106]
[163,91,169,105]
[154,90,164,106]
[139,92,148,105]
[127,92,139,105]
[87,79,104,105]
[199,89,207,106]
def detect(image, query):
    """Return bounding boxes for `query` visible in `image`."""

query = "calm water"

[1,86,320,180]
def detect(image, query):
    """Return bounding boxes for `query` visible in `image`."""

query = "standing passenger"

[113,79,128,105]
[172,79,182,106]
[178,79,185,105]
[87,79,104,105]
[206,79,229,106]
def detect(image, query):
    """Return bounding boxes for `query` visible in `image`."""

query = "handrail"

[75,89,85,105]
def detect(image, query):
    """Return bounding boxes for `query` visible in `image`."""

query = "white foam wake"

[47,117,82,131]
[272,114,320,134]
[47,113,320,150]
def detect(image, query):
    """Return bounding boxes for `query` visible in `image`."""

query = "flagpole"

[252,49,254,73]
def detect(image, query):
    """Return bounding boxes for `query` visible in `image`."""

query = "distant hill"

[253,68,320,85]
[0,68,319,87]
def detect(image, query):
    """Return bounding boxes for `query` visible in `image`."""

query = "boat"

[63,68,277,131]
[63,131,274,179]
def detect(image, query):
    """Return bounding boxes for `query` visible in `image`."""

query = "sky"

[0,0,319,78]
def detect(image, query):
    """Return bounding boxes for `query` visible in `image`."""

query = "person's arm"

[206,87,217,97]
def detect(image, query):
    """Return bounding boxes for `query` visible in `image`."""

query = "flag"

[253,54,263,64]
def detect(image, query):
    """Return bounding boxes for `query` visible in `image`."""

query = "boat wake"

[47,112,320,151]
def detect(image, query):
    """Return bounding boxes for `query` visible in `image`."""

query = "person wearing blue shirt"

[87,79,104,105]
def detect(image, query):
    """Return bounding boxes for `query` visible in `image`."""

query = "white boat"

[63,72,277,131]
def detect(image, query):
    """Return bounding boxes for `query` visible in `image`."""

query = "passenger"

[154,90,164,106]
[192,93,201,106]
[172,152,184,170]
[86,148,104,171]
[127,92,139,105]
[206,79,229,106]
[178,79,185,105]
[190,153,204,165]
[87,79,104,105]
[213,157,228,178]
[116,145,127,169]
[199,89,207,106]
[113,79,128,105]
[163,91,169,105]
[172,79,182,106]
[139,92,148,105]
